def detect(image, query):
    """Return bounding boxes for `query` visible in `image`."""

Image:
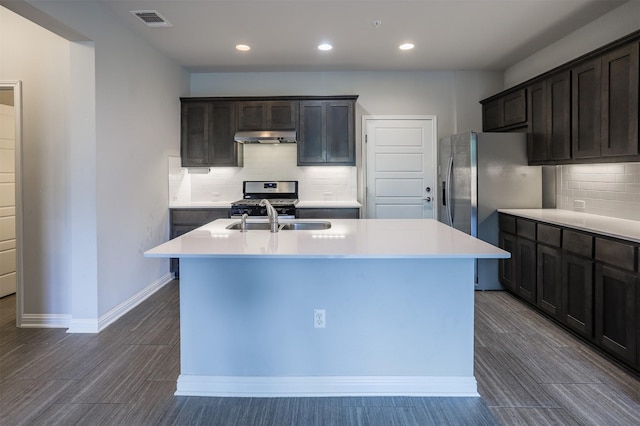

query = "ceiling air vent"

[130,10,172,27]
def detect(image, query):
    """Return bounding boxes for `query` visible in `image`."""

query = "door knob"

[423,197,432,202]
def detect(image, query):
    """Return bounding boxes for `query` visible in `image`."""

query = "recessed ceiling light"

[236,44,251,52]
[399,43,415,51]
[318,43,333,51]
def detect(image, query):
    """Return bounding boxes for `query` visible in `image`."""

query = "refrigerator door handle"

[446,155,453,226]
[442,181,446,206]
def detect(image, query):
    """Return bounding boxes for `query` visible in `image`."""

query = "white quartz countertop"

[498,209,640,243]
[169,201,361,209]
[169,201,232,209]
[145,218,509,259]
[295,201,361,208]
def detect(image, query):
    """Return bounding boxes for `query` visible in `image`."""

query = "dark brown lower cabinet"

[537,244,562,318]
[499,231,517,292]
[561,253,594,338]
[498,212,639,372]
[595,264,637,364]
[516,238,537,303]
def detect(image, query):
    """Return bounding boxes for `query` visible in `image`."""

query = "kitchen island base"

[176,257,477,397]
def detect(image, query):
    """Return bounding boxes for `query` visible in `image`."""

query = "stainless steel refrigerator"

[438,131,542,290]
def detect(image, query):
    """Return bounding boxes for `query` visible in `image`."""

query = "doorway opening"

[0,81,23,326]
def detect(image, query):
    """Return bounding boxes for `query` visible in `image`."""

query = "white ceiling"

[98,0,626,73]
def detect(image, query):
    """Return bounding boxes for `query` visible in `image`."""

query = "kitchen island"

[145,218,508,397]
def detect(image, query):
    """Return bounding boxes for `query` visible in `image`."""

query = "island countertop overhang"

[145,218,509,259]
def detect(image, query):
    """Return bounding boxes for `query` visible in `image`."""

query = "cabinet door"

[562,253,594,338]
[325,101,355,164]
[181,102,211,167]
[537,244,562,318]
[601,43,639,157]
[237,101,297,130]
[516,237,537,304]
[298,101,326,164]
[527,81,547,163]
[594,264,637,363]
[210,102,241,167]
[572,59,602,159]
[298,99,355,166]
[547,71,572,161]
[236,101,267,130]
[499,232,517,292]
[482,89,526,131]
[268,101,298,129]
[482,98,503,131]
[502,89,527,127]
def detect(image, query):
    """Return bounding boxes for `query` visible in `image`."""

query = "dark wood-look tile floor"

[475,291,640,425]
[0,281,638,425]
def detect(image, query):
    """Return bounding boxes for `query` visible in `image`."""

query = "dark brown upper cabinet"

[236,101,298,131]
[572,58,603,159]
[181,100,242,168]
[527,71,571,164]
[298,99,355,166]
[573,43,639,159]
[482,29,640,165]
[601,43,639,158]
[482,88,527,131]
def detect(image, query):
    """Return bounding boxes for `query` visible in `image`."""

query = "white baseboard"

[175,375,479,397]
[20,313,72,328]
[66,272,174,333]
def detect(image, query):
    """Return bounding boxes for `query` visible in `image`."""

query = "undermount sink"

[226,221,331,231]
[280,221,331,231]
[226,222,273,230]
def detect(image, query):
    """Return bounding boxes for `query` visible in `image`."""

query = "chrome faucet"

[240,213,248,232]
[260,199,279,232]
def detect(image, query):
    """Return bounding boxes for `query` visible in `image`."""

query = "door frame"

[0,81,24,326]
[361,115,438,219]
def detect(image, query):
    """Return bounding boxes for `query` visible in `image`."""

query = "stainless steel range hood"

[234,130,297,144]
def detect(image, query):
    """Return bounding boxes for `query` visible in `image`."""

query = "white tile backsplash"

[168,144,357,205]
[558,163,640,221]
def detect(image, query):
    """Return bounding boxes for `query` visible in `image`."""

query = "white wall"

[1,2,188,327]
[190,70,503,201]
[0,7,72,317]
[504,1,640,88]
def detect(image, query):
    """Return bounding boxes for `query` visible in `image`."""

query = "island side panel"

[178,257,475,395]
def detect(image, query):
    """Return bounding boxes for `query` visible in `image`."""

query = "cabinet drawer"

[516,218,536,240]
[563,230,593,258]
[537,223,561,247]
[499,214,516,234]
[595,237,636,271]
[296,208,360,219]
[170,208,230,225]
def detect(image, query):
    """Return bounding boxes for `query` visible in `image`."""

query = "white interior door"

[365,117,437,219]
[0,97,16,297]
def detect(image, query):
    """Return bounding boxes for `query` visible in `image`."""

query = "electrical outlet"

[574,199,586,209]
[314,309,326,328]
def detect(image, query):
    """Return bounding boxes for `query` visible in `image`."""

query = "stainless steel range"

[230,181,298,218]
